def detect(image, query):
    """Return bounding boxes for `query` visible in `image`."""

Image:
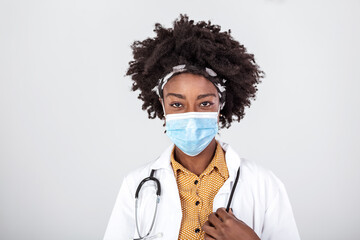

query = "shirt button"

[195,201,200,206]
[194,180,199,185]
[195,228,200,233]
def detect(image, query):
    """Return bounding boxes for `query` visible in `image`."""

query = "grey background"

[1,0,359,239]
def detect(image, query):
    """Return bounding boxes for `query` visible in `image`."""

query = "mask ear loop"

[161,99,166,117]
[160,99,167,133]
[216,105,222,137]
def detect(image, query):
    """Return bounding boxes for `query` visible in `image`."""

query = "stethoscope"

[133,166,241,240]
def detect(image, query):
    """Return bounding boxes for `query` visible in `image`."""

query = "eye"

[170,102,183,108]
[200,101,213,107]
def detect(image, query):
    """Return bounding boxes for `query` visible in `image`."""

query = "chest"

[134,171,265,239]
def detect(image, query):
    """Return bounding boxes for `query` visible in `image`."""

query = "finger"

[204,233,216,240]
[202,221,219,239]
[215,207,231,222]
[207,212,223,228]
[203,220,211,227]
[229,208,238,218]
[229,208,242,222]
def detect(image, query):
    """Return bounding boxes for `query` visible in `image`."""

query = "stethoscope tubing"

[134,170,161,240]
[135,171,161,198]
[226,166,240,212]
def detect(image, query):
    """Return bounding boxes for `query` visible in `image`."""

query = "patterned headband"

[152,64,227,109]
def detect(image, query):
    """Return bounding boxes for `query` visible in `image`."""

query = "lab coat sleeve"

[261,174,301,240]
[103,175,135,240]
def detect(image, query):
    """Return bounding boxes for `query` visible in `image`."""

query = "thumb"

[229,208,239,220]
[229,208,234,215]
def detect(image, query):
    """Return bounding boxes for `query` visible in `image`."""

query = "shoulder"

[121,144,174,186]
[223,142,283,186]
[222,141,282,185]
[122,159,158,186]
[240,157,285,194]
[241,157,283,186]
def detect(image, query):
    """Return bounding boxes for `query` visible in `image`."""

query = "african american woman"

[103,14,301,240]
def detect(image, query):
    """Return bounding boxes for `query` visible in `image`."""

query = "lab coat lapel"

[213,142,242,211]
[149,144,182,238]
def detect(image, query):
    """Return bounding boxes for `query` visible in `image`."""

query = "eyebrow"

[166,93,185,99]
[165,93,217,100]
[197,93,217,100]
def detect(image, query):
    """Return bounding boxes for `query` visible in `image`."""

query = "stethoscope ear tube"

[226,166,240,212]
[135,170,161,199]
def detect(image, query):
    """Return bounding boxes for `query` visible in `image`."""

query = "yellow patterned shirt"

[170,141,229,240]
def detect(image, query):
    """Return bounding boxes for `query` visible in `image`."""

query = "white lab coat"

[103,141,301,240]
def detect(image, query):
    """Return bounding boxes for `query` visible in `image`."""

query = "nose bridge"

[185,93,199,113]
[186,102,196,113]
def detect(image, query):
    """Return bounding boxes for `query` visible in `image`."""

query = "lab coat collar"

[217,141,243,195]
[149,140,243,189]
[150,143,175,173]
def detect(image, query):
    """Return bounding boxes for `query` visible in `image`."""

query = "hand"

[202,208,260,240]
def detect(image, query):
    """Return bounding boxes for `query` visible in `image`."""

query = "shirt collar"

[170,141,229,179]
[150,140,242,185]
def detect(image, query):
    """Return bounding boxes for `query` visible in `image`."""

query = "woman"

[104,15,300,240]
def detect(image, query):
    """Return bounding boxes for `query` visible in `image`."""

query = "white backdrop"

[1,0,359,239]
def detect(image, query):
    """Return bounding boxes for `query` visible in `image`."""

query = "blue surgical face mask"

[164,111,219,157]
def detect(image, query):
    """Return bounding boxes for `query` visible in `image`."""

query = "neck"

[174,138,217,176]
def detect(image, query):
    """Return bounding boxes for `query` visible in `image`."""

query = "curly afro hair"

[126,14,264,128]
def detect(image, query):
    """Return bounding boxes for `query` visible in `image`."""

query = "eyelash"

[170,102,183,108]
[200,101,213,107]
[169,101,214,108]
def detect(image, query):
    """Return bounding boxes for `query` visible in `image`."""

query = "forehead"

[163,73,217,94]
